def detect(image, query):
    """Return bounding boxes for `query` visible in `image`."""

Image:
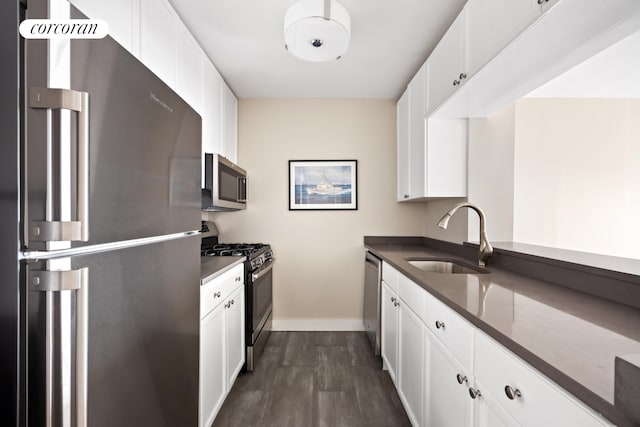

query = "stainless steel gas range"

[201,222,274,371]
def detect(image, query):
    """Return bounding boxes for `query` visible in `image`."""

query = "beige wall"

[513,98,640,259]
[205,99,427,329]
[464,98,640,260]
[467,104,516,243]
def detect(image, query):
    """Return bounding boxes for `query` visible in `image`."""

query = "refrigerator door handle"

[29,87,90,242]
[28,266,88,427]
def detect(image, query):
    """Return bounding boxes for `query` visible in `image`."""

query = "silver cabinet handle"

[504,385,522,400]
[459,72,467,80]
[235,276,242,282]
[391,297,396,302]
[456,374,468,385]
[214,292,221,298]
[469,387,482,399]
[453,79,460,86]
[403,194,410,199]
[29,87,90,243]
[230,299,235,305]
[435,320,445,330]
[393,301,400,307]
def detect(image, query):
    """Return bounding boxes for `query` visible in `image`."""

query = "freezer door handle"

[29,87,90,242]
[29,265,88,427]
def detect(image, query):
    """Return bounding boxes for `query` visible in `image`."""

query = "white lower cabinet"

[473,379,521,427]
[381,262,612,427]
[199,264,245,427]
[398,301,425,426]
[225,285,245,390]
[474,331,610,427]
[424,329,473,427]
[200,301,226,427]
[381,281,399,385]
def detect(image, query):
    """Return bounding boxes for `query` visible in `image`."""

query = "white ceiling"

[169,0,467,99]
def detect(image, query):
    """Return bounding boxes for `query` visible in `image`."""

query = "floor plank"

[211,331,410,427]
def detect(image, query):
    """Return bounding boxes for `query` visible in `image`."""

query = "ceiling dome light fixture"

[284,0,351,62]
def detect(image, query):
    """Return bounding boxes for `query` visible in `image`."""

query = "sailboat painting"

[289,160,358,210]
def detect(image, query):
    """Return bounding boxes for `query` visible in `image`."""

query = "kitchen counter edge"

[200,256,245,284]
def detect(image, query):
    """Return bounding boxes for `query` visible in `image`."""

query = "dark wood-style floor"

[212,331,411,427]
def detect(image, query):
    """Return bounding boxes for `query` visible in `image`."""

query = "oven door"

[250,259,273,344]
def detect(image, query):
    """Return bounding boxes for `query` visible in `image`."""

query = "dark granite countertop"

[200,256,245,284]
[365,237,640,427]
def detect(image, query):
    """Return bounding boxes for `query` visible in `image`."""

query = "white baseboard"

[271,319,365,331]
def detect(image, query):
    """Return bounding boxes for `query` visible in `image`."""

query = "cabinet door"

[475,332,609,427]
[139,0,177,87]
[424,330,473,427]
[396,90,410,201]
[221,82,238,163]
[541,0,560,13]
[474,380,522,427]
[408,65,426,198]
[201,60,223,186]
[381,282,399,384]
[176,26,204,114]
[69,0,134,52]
[225,286,245,390]
[200,303,226,427]
[398,303,424,427]
[466,0,540,77]
[426,9,467,116]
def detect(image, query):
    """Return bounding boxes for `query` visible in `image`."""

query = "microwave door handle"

[238,177,247,203]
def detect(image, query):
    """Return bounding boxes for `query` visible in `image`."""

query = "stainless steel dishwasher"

[363,251,382,355]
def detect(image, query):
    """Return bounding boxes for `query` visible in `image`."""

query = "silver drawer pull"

[391,297,396,302]
[504,385,522,400]
[435,320,445,330]
[468,387,482,399]
[456,374,467,385]
[214,292,221,298]
[393,301,399,307]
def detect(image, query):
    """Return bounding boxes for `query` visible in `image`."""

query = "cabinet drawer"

[398,274,426,324]
[475,332,609,427]
[382,262,400,293]
[201,264,244,319]
[424,291,474,370]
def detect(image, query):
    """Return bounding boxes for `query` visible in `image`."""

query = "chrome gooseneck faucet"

[437,202,493,267]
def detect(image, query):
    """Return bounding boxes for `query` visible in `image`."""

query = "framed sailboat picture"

[289,160,358,210]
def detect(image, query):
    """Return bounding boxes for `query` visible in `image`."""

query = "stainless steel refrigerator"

[2,1,202,425]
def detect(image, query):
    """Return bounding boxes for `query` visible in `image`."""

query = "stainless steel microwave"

[202,153,247,211]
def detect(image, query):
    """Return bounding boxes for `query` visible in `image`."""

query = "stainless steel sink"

[406,259,488,274]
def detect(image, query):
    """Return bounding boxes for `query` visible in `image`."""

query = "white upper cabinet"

[176,27,204,114]
[407,65,426,199]
[466,0,540,78]
[426,9,468,116]
[139,0,178,88]
[221,83,238,163]
[396,90,410,201]
[201,61,223,185]
[69,0,135,52]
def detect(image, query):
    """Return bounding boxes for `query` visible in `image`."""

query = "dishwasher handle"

[365,251,381,268]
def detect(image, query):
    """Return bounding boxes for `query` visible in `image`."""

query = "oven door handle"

[252,260,274,281]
